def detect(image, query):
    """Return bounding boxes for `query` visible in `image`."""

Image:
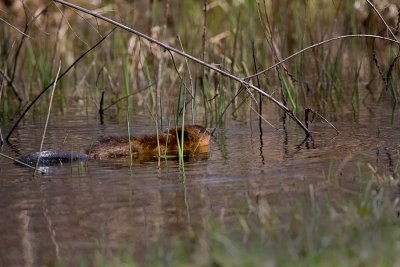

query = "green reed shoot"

[279,71,298,115]
[120,40,132,111]
[176,83,186,165]
[126,110,133,165]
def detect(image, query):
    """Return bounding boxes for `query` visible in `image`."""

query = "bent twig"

[245,34,400,80]
[53,0,311,137]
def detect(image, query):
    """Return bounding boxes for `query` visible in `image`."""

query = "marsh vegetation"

[0,0,399,266]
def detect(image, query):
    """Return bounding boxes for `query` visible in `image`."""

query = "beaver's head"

[166,125,210,151]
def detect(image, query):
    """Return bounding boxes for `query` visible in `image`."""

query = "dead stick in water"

[52,0,312,137]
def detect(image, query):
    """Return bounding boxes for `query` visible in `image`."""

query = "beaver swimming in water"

[18,125,210,166]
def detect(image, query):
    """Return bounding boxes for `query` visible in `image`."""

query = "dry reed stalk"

[178,36,195,124]
[154,0,170,160]
[34,61,61,175]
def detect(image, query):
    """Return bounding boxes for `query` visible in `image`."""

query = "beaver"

[18,125,210,166]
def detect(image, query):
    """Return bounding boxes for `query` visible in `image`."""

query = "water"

[0,104,399,266]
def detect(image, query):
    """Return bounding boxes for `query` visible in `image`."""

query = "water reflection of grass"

[87,163,400,267]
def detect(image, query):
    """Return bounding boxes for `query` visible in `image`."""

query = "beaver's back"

[87,125,210,159]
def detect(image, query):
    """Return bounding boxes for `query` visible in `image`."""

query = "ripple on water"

[0,106,399,265]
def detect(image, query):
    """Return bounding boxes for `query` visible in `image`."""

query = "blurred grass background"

[0,0,398,127]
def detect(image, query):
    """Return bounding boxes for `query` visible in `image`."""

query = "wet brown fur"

[86,125,210,159]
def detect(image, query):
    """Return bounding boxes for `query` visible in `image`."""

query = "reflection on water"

[0,105,399,266]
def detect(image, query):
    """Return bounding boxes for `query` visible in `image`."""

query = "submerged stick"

[5,28,116,141]
[53,0,311,137]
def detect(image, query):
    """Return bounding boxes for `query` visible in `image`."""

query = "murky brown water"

[0,102,399,266]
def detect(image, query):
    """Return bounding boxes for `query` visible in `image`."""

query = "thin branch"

[53,0,311,136]
[247,100,277,130]
[245,34,400,80]
[6,28,116,141]
[102,83,154,111]
[214,84,245,132]
[54,3,89,47]
[34,61,62,174]
[252,41,263,131]
[0,17,32,39]
[10,1,29,83]
[305,108,339,135]
[155,0,170,130]
[0,69,24,102]
[50,6,65,76]
[168,50,192,117]
[178,35,195,123]
[366,0,398,41]
[10,1,30,82]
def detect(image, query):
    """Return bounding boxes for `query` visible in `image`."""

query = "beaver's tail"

[18,150,89,166]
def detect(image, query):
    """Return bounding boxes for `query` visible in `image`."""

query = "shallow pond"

[0,102,399,266]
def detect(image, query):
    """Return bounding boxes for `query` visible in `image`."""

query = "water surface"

[0,103,399,266]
